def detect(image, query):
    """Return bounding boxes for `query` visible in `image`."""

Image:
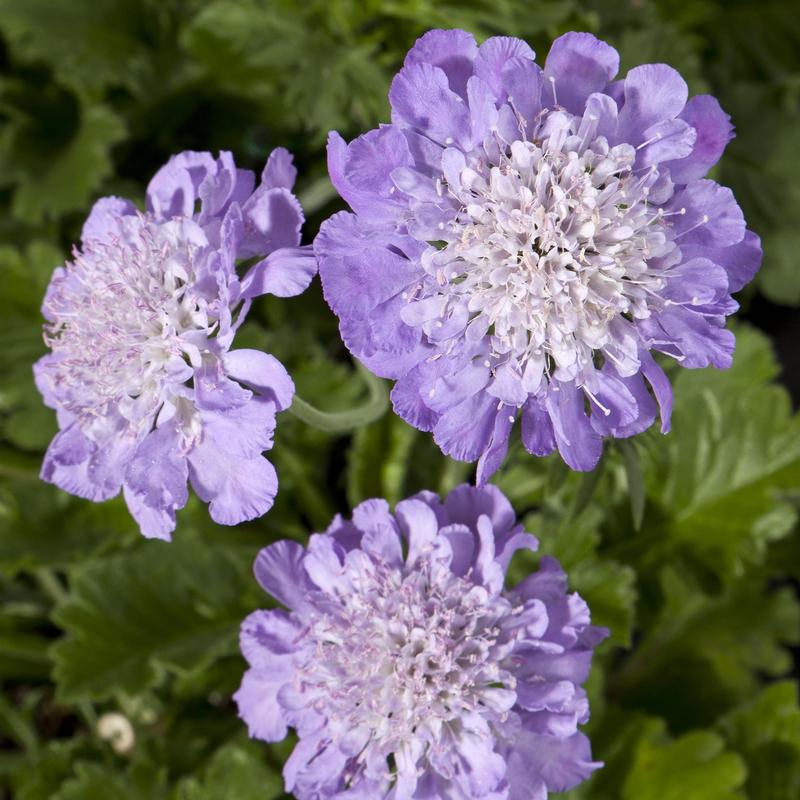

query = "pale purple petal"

[81,197,136,244]
[262,147,298,190]
[667,95,734,184]
[544,32,619,114]
[617,63,689,142]
[223,349,295,411]
[404,28,478,98]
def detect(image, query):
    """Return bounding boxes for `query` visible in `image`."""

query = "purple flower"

[34,149,317,539]
[235,484,607,799]
[315,29,762,478]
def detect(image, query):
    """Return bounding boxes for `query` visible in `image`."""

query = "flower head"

[315,30,762,478]
[236,484,607,799]
[35,149,317,539]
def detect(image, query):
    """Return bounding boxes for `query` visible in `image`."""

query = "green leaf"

[622,720,746,800]
[51,541,255,702]
[618,440,645,531]
[0,488,138,575]
[347,412,418,508]
[0,98,125,224]
[13,740,87,800]
[719,682,800,800]
[176,739,283,800]
[0,0,171,93]
[52,761,166,800]
[635,326,800,582]
[609,566,800,731]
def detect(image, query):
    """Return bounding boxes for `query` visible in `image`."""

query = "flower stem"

[288,362,389,433]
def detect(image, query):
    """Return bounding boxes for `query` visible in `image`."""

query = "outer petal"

[680,229,762,293]
[638,348,673,433]
[261,147,298,190]
[668,179,745,248]
[389,62,472,148]
[667,94,734,184]
[521,398,557,456]
[474,36,536,100]
[404,28,478,98]
[146,151,216,220]
[545,382,603,472]
[326,127,413,221]
[240,245,317,300]
[433,390,499,463]
[254,540,315,612]
[507,729,601,795]
[443,483,517,536]
[188,448,278,526]
[476,409,514,486]
[617,63,688,143]
[124,423,189,515]
[223,349,295,411]
[240,186,303,257]
[195,398,277,459]
[235,667,291,742]
[543,32,619,114]
[123,484,177,541]
[80,196,136,244]
[637,306,731,369]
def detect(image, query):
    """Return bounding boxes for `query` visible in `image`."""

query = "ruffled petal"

[476,408,514,486]
[433,390,499,463]
[234,667,291,742]
[326,128,413,221]
[638,305,735,369]
[545,382,603,472]
[680,228,762,293]
[544,32,619,114]
[124,422,189,518]
[389,62,472,148]
[261,146,298,190]
[240,245,317,299]
[223,349,295,411]
[80,196,136,244]
[404,28,478,98]
[146,150,216,220]
[254,540,314,611]
[240,186,303,258]
[617,63,688,143]
[667,94,734,184]
[521,398,557,457]
[669,179,745,248]
[122,485,177,541]
[474,36,536,100]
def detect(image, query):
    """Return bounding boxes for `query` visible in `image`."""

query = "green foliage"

[52,541,257,702]
[621,723,746,800]
[0,1,798,799]
[719,682,800,800]
[176,739,283,800]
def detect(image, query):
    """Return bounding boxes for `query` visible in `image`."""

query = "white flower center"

[44,216,210,425]
[417,111,679,387]
[301,558,516,763]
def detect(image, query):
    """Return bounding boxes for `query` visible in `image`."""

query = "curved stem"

[288,362,389,434]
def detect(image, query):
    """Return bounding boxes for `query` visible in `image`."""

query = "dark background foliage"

[0,1,798,797]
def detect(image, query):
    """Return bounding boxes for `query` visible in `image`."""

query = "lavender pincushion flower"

[315,29,762,478]
[34,149,317,539]
[236,484,607,799]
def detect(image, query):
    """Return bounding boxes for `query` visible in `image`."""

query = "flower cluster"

[236,484,607,799]
[35,149,317,538]
[316,29,762,478]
